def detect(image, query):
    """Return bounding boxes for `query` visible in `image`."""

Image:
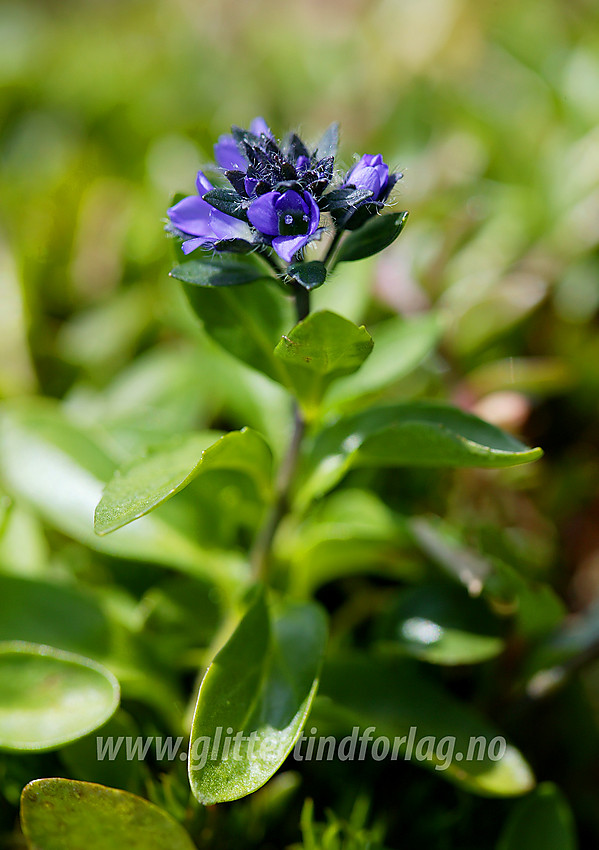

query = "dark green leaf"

[298,402,543,504]
[274,311,373,414]
[378,583,505,665]
[188,588,327,804]
[287,261,327,291]
[0,642,119,751]
[20,778,196,850]
[336,212,409,263]
[314,653,534,796]
[170,259,267,288]
[497,783,577,850]
[183,279,294,384]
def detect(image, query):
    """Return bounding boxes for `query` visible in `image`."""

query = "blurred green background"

[2,0,599,843]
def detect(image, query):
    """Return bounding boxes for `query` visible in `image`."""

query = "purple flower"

[167,172,252,254]
[344,154,397,203]
[247,188,321,263]
[214,117,273,171]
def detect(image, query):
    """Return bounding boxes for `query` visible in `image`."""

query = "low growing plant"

[1,119,578,849]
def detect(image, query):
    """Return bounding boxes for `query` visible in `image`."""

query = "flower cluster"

[167,118,402,265]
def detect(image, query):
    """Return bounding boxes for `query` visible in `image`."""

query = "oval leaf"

[497,783,577,850]
[95,428,272,534]
[298,402,543,504]
[0,642,119,751]
[315,653,534,796]
[379,584,505,665]
[20,778,196,850]
[274,311,373,413]
[336,212,409,263]
[188,588,327,804]
[287,261,327,291]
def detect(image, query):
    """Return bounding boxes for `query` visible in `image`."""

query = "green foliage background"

[1,0,599,846]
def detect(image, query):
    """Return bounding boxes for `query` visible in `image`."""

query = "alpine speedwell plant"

[2,119,555,849]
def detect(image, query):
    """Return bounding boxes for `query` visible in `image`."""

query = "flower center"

[278,209,310,236]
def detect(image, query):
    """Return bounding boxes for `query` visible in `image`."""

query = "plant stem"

[323,228,343,268]
[251,285,309,582]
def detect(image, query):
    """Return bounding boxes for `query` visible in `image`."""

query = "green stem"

[251,286,309,582]
[323,227,344,268]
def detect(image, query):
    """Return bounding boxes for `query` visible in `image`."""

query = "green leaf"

[170,259,267,287]
[201,188,248,220]
[188,588,327,804]
[20,778,196,850]
[314,653,534,796]
[95,428,272,534]
[287,261,327,291]
[298,402,543,504]
[274,311,373,414]
[0,642,119,751]
[378,583,505,665]
[497,783,577,850]
[183,278,294,384]
[0,402,248,591]
[336,212,409,263]
[279,489,417,595]
[325,313,442,409]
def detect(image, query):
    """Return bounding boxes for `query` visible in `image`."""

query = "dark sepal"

[285,132,310,162]
[202,188,248,221]
[319,186,373,212]
[225,170,248,195]
[211,238,255,253]
[315,122,339,160]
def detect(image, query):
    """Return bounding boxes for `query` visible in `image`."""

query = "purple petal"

[214,135,247,171]
[272,234,311,263]
[249,116,273,138]
[196,171,214,195]
[168,195,212,237]
[181,237,206,254]
[351,166,381,198]
[247,192,280,236]
[274,190,307,216]
[208,208,252,241]
[305,192,321,233]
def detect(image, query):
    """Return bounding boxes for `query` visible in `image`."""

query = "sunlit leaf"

[0,642,119,751]
[20,778,196,850]
[188,588,327,804]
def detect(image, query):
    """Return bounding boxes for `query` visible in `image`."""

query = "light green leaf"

[95,428,272,534]
[314,653,534,796]
[183,278,294,385]
[497,783,577,850]
[336,212,409,263]
[188,588,327,804]
[325,314,442,409]
[278,489,417,595]
[298,402,543,504]
[170,259,268,287]
[274,311,373,414]
[0,402,248,591]
[20,778,196,850]
[0,642,119,751]
[379,584,505,665]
